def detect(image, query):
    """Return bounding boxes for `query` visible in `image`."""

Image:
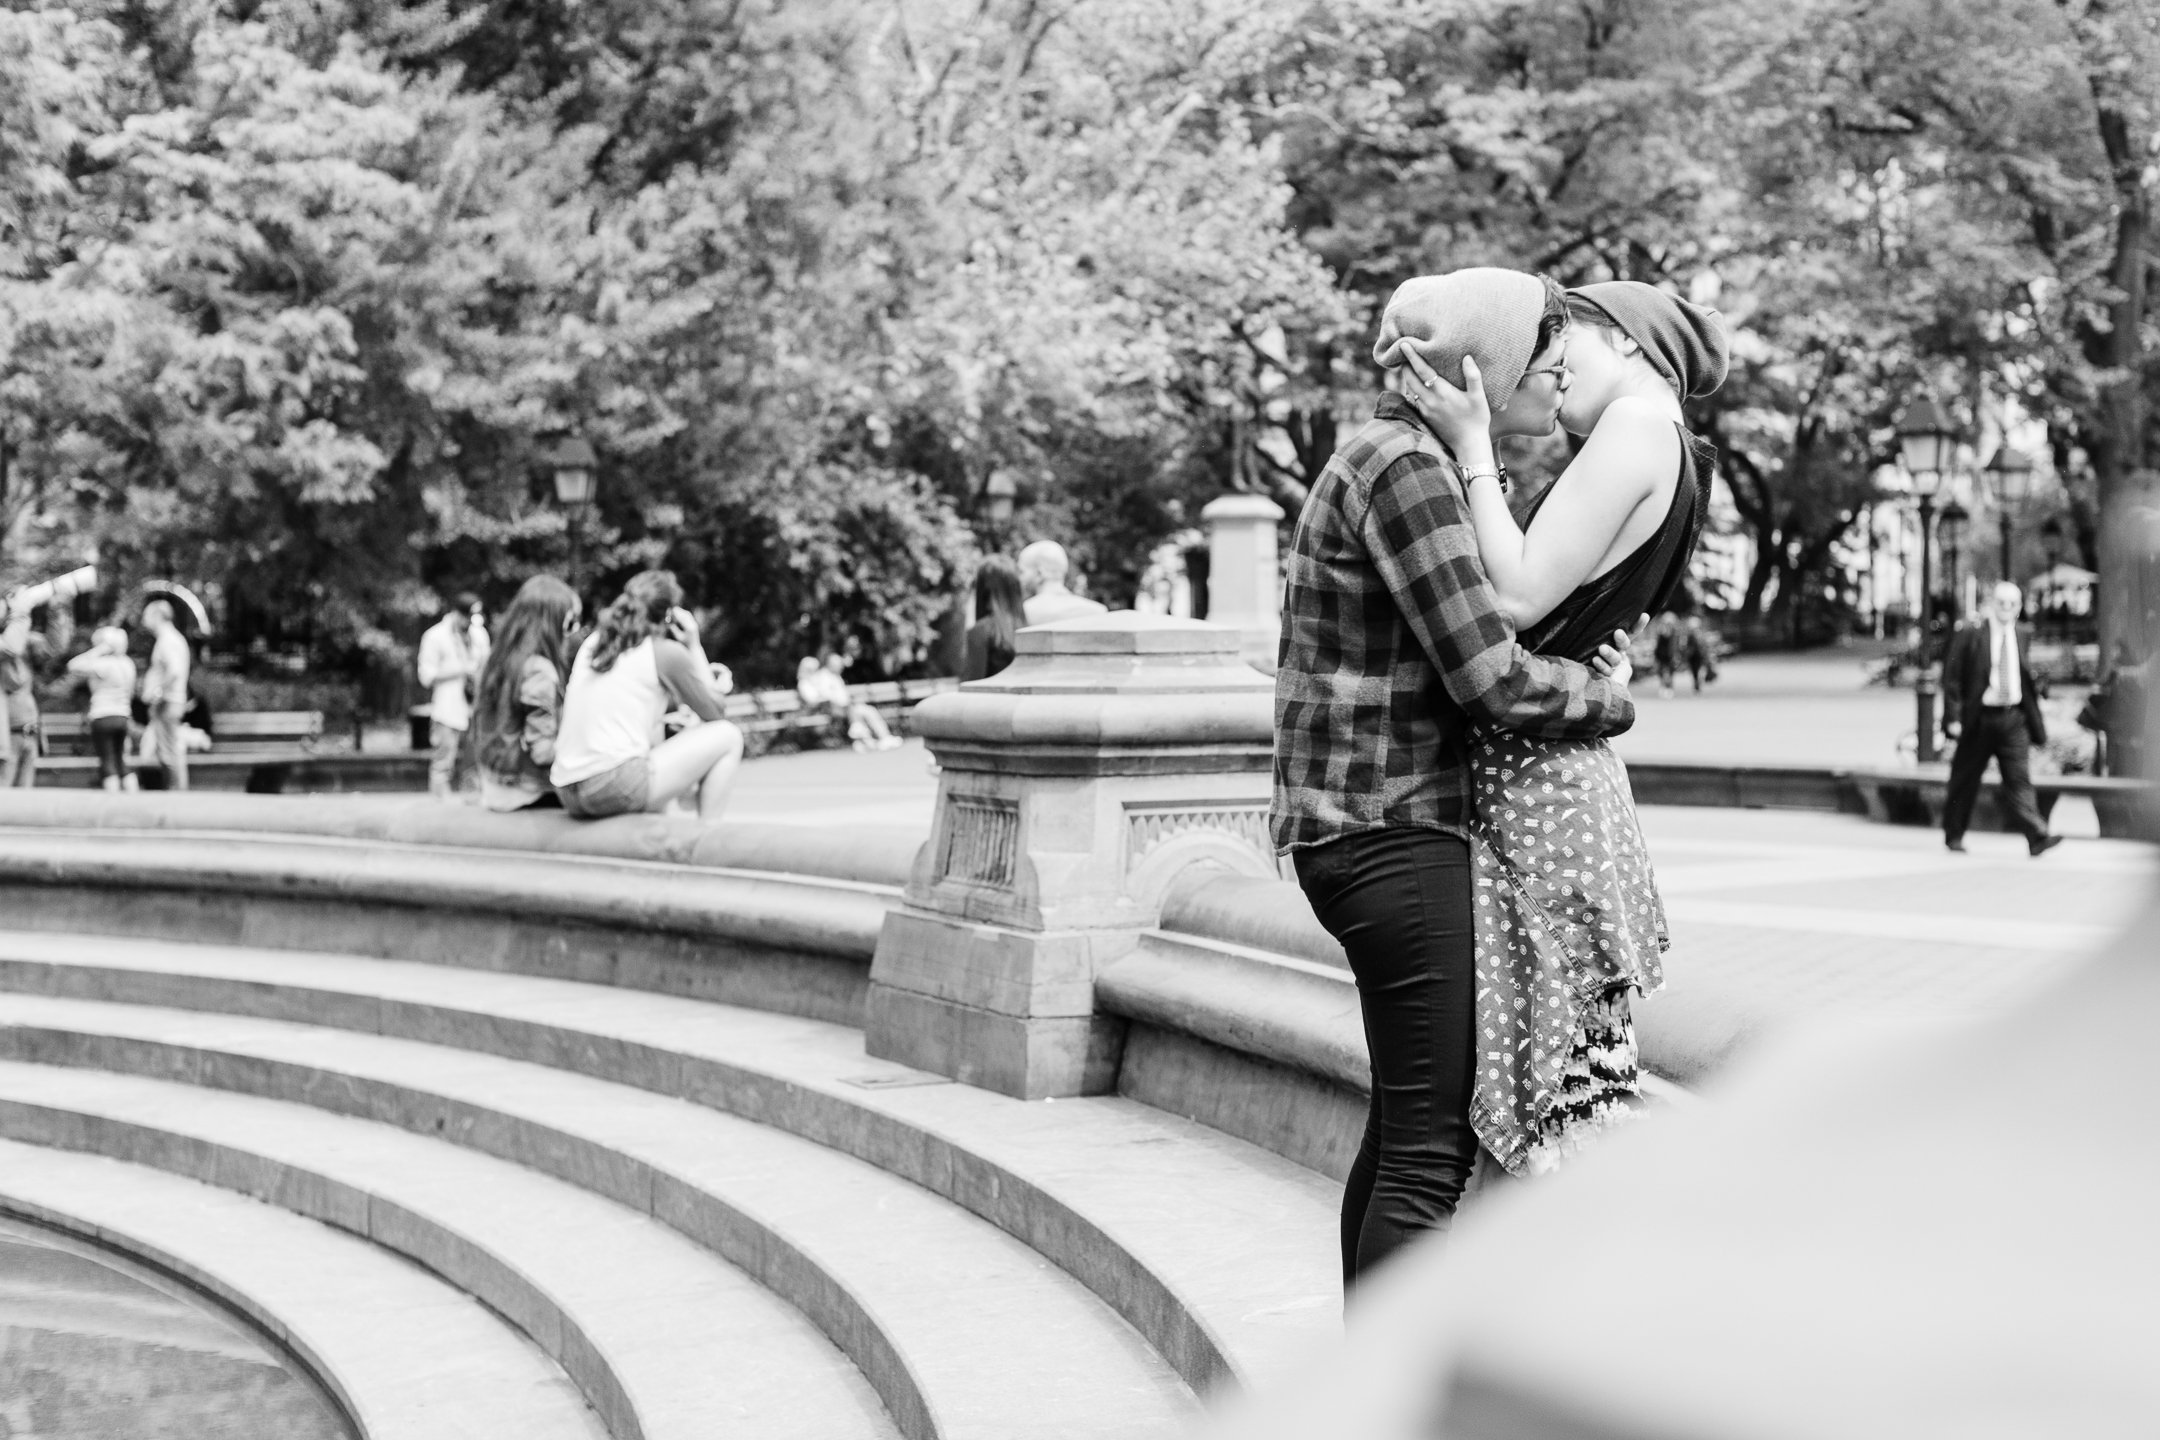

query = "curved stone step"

[0,994,1199,1440]
[0,1138,607,1440]
[0,929,1341,1393]
[0,1057,899,1440]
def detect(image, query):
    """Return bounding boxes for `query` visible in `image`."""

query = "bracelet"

[1461,467,1510,493]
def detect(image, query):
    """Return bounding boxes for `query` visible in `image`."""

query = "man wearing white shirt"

[1017,540,1108,626]
[1941,581,2059,856]
[417,593,485,798]
[140,600,192,790]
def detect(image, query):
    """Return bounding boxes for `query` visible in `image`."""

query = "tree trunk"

[2079,20,2152,662]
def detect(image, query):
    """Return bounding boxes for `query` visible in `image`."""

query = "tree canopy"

[3,0,2157,676]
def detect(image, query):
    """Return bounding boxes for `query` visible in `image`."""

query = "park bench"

[38,709,325,756]
[725,677,959,756]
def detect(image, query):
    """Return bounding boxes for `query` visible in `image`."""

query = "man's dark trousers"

[1294,827,1478,1290]
[1943,706,2047,845]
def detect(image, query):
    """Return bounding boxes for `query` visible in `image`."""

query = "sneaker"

[2030,834,2064,858]
[1945,837,1967,853]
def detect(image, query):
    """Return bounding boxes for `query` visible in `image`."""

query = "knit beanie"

[1567,281,1730,399]
[1372,268,1549,415]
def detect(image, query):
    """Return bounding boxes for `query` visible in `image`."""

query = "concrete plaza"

[725,652,2154,1053]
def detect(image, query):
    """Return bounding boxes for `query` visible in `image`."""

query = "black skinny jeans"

[1295,827,1478,1290]
[89,716,129,785]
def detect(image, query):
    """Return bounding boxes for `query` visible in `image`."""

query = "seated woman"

[551,571,744,821]
[1392,275,1728,1176]
[797,651,899,751]
[473,575,580,812]
[66,626,137,793]
[961,556,1026,682]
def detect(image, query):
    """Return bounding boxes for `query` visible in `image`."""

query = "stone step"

[0,1138,608,1440]
[0,1056,903,1440]
[0,929,1341,1395]
[0,994,1199,1440]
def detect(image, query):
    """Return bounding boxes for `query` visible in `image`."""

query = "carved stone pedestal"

[865,613,1276,1099]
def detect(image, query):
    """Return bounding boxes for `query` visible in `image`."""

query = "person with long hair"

[473,575,581,812]
[550,570,744,820]
[1396,277,1729,1178]
[962,556,1027,681]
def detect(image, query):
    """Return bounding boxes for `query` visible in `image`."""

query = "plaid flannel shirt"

[1270,394,1636,853]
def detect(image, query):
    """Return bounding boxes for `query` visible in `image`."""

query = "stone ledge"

[0,832,893,961]
[0,790,923,889]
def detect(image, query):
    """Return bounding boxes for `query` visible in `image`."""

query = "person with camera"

[550,570,744,821]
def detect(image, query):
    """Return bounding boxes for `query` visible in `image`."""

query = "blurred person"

[963,556,1028,681]
[1400,274,1727,1183]
[66,626,136,792]
[473,576,581,813]
[417,592,485,798]
[1941,581,2059,856]
[551,570,744,820]
[2084,639,2147,778]
[1681,613,1716,691]
[1650,611,1679,697]
[822,647,899,751]
[1276,266,1637,1291]
[1017,540,1108,625]
[0,606,45,787]
[140,599,191,790]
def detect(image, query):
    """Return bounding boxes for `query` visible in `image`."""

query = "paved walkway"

[728,739,2156,1036]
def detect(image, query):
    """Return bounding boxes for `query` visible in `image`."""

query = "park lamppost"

[983,470,1017,527]
[1984,446,2036,582]
[1897,399,1959,761]
[542,435,599,588]
[1940,498,1970,620]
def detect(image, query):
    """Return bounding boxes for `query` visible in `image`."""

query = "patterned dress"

[1464,428,1712,1177]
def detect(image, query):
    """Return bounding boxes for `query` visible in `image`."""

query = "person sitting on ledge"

[473,575,581,813]
[551,570,744,821]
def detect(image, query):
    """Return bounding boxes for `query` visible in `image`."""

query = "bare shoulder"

[1578,398,1681,484]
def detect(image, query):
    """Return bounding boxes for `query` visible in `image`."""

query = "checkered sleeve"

[1362,451,1635,739]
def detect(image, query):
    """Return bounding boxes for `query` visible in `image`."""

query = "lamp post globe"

[540,435,599,586]
[983,470,1018,527]
[1984,447,2036,581]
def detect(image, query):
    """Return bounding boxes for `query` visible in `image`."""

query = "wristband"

[1461,467,1510,493]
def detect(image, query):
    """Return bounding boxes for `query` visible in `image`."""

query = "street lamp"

[540,435,599,586]
[1897,398,1960,762]
[2039,516,2067,642]
[1983,446,2036,581]
[983,470,1017,526]
[1939,498,1969,618]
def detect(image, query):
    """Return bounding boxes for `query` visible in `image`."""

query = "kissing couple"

[1269,267,1729,1293]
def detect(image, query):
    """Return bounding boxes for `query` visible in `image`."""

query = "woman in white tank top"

[551,571,743,820]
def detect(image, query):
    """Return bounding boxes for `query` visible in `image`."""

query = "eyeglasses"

[1519,352,1571,387]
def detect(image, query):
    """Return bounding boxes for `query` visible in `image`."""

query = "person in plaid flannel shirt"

[1272,268,1637,1291]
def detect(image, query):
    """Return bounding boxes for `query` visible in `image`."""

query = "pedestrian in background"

[1681,614,1716,692]
[1018,540,1108,625]
[0,606,43,788]
[66,626,136,793]
[1941,581,2059,857]
[473,576,580,812]
[140,599,191,790]
[417,593,486,799]
[963,555,1027,681]
[1650,612,1679,697]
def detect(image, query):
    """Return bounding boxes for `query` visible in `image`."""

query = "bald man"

[1017,541,1108,626]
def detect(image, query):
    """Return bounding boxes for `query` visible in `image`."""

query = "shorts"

[559,756,649,819]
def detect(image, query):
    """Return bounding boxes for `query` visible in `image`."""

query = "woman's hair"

[973,556,1027,655]
[1532,274,1570,359]
[587,570,683,674]
[92,625,127,654]
[474,575,579,772]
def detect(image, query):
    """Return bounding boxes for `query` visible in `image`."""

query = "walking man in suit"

[1942,581,2061,856]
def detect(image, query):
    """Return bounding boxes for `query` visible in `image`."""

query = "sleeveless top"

[551,636,667,787]
[1517,425,1714,665]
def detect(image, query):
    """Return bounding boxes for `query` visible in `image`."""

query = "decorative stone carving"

[865,612,1274,1099]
